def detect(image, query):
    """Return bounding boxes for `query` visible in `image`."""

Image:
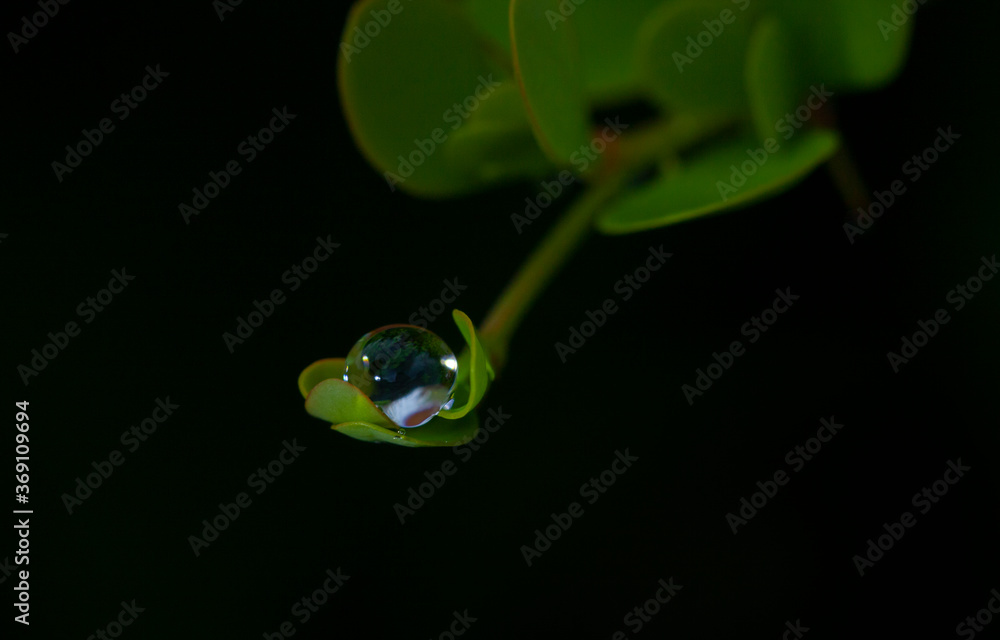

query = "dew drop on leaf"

[344,325,458,428]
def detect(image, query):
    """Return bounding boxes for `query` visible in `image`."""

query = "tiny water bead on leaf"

[298,310,490,447]
[343,325,458,428]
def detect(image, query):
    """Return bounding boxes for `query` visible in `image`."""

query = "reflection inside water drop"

[344,325,458,428]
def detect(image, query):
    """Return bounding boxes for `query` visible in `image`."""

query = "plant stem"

[478,170,629,369]
[826,142,870,215]
[815,105,870,216]
[478,113,735,372]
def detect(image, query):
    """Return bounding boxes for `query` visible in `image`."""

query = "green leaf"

[761,0,913,90]
[438,309,494,420]
[303,376,480,447]
[597,129,840,234]
[510,0,592,165]
[568,0,665,103]
[333,412,480,447]
[745,17,799,142]
[638,0,752,116]
[463,0,512,53]
[339,0,511,197]
[444,81,554,185]
[305,377,397,429]
[298,357,347,399]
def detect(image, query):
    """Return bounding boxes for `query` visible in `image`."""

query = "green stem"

[826,141,870,215]
[478,171,629,368]
[477,113,734,372]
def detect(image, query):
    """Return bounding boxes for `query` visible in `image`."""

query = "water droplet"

[345,324,458,428]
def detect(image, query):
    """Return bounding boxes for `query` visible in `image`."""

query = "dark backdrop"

[4,1,999,639]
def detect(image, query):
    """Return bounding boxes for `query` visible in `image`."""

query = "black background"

[4,1,999,639]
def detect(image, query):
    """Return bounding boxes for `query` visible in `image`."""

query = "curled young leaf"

[438,309,495,420]
[297,309,491,446]
[329,413,480,448]
[298,357,348,401]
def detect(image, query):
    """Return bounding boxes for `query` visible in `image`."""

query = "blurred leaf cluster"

[339,0,912,230]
